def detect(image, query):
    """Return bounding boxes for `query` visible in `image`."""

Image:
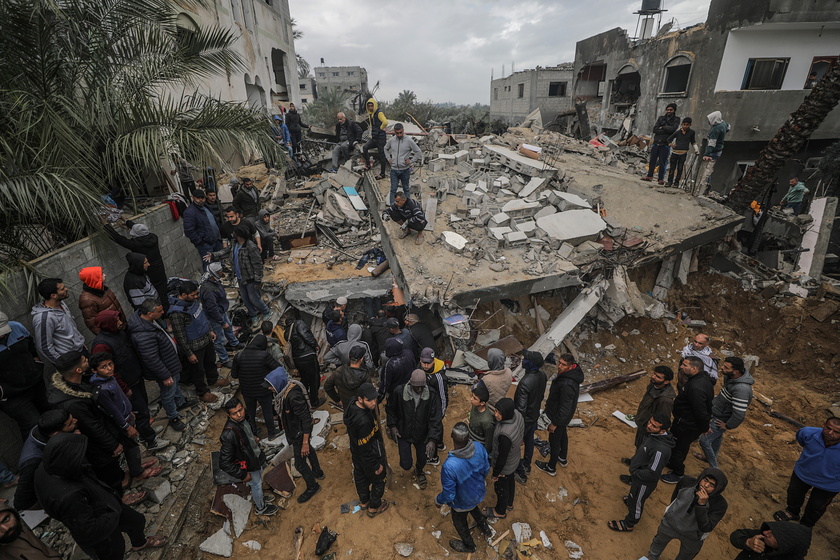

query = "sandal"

[692,452,710,463]
[607,520,634,532]
[376,174,386,180]
[483,506,506,520]
[773,510,800,522]
[366,501,391,518]
[135,465,163,481]
[122,490,147,506]
[131,535,168,551]
[141,457,159,469]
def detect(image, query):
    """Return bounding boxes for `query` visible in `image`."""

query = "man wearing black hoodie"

[535,354,583,476]
[284,315,322,407]
[344,383,390,517]
[231,334,281,438]
[513,350,547,484]
[122,253,159,311]
[104,221,169,309]
[729,521,811,560]
[378,338,416,403]
[641,103,680,185]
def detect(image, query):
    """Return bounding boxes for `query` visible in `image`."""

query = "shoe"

[477,520,493,538]
[449,539,476,553]
[262,311,273,321]
[661,473,683,484]
[199,392,218,403]
[224,343,244,351]
[657,180,665,185]
[692,452,710,463]
[514,471,527,485]
[256,504,279,516]
[327,167,338,173]
[314,471,326,480]
[262,493,276,504]
[535,460,556,476]
[426,456,440,466]
[621,457,632,466]
[437,442,446,451]
[297,483,321,503]
[366,500,391,518]
[558,459,568,468]
[220,360,233,369]
[310,396,326,409]
[664,182,672,187]
[398,228,410,239]
[619,474,633,485]
[169,418,186,432]
[177,398,198,411]
[415,232,424,245]
[415,472,427,489]
[641,176,652,182]
[144,438,170,452]
[210,378,231,388]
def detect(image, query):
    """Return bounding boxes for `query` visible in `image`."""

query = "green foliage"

[380,90,491,134]
[818,141,840,195]
[0,0,281,269]
[302,87,354,127]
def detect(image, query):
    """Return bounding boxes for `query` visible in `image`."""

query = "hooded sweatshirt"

[230,334,280,398]
[436,440,489,512]
[324,324,374,370]
[325,363,369,407]
[730,520,812,560]
[491,399,525,477]
[481,348,513,408]
[660,467,729,541]
[30,301,86,365]
[379,338,415,400]
[255,209,278,241]
[704,111,730,159]
[77,267,125,334]
[122,252,158,309]
[0,494,62,559]
[711,370,754,429]
[543,364,584,428]
[365,98,388,140]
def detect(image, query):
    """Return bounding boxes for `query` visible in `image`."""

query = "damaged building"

[490,64,575,128]
[573,0,840,196]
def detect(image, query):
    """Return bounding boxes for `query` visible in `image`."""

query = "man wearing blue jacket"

[435,422,493,553]
[182,189,221,268]
[774,417,840,527]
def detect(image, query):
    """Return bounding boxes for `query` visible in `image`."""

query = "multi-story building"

[489,64,575,127]
[314,66,369,95]
[572,0,840,194]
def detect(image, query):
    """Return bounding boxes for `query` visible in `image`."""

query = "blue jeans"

[698,419,726,468]
[390,168,411,205]
[197,241,222,271]
[248,468,265,510]
[210,313,239,362]
[647,144,670,181]
[158,372,186,420]
[239,281,268,317]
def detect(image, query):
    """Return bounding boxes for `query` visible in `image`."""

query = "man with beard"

[0,498,62,559]
[345,383,390,517]
[30,278,86,367]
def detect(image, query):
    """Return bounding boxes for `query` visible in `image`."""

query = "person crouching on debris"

[219,397,279,516]
[384,123,422,204]
[385,191,427,246]
[345,383,390,517]
[264,367,325,503]
[435,422,493,553]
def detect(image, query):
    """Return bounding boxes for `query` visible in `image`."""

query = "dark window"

[742,58,790,90]
[332,72,339,77]
[302,99,308,103]
[300,83,306,89]
[347,71,355,76]
[494,88,498,100]
[662,56,691,93]
[805,56,838,88]
[518,83,524,98]
[548,82,567,96]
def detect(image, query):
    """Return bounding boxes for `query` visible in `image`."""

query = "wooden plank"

[424,195,437,231]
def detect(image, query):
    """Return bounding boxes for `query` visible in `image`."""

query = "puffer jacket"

[1,490,62,559]
[325,364,369,407]
[212,240,263,283]
[386,383,442,444]
[378,338,415,400]
[182,202,218,246]
[91,310,144,386]
[435,441,489,512]
[543,365,584,428]
[122,252,158,309]
[365,98,388,140]
[200,274,229,324]
[652,113,680,144]
[35,433,123,549]
[324,324,374,370]
[0,321,42,400]
[287,319,318,359]
[127,309,181,382]
[231,335,280,398]
[514,367,547,425]
[77,267,126,334]
[219,418,266,480]
[730,521,812,560]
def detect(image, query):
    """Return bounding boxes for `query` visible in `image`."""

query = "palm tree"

[297,55,311,79]
[727,55,840,213]
[302,87,353,127]
[0,0,281,269]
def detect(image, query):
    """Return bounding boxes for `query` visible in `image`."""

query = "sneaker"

[220,360,233,369]
[514,471,528,485]
[449,539,476,553]
[619,474,633,485]
[426,455,440,466]
[640,176,652,182]
[255,504,279,516]
[557,459,568,468]
[263,493,276,503]
[664,182,672,187]
[177,398,198,411]
[169,418,186,432]
[620,457,632,466]
[199,392,218,403]
[657,180,665,185]
[210,378,231,388]
[415,472,427,489]
[477,520,493,538]
[144,438,171,452]
[661,473,683,484]
[297,483,321,503]
[534,460,556,476]
[262,311,273,321]
[437,442,446,451]
[366,500,391,518]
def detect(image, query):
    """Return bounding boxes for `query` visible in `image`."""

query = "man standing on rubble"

[284,314,323,408]
[695,357,753,468]
[535,353,583,476]
[624,366,676,452]
[182,189,221,267]
[641,103,679,185]
[325,346,370,408]
[697,111,730,194]
[385,191,427,246]
[345,383,390,517]
[661,356,713,484]
[361,98,389,180]
[384,123,422,205]
[328,112,362,173]
[513,350,547,484]
[665,118,698,188]
[385,317,417,362]
[780,177,810,216]
[680,333,719,386]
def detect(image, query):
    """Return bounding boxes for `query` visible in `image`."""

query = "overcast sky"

[289,0,712,105]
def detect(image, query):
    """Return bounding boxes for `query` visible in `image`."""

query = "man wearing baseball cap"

[419,347,448,464]
[345,383,390,517]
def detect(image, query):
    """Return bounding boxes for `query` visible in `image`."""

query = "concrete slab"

[554,191,592,211]
[483,145,557,178]
[536,210,606,246]
[222,493,251,538]
[199,527,233,557]
[489,212,510,227]
[501,199,542,218]
[535,205,558,219]
[530,277,609,357]
[797,197,838,278]
[424,196,438,232]
[519,177,546,199]
[441,231,469,253]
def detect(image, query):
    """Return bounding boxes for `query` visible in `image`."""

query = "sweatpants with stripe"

[624,475,658,527]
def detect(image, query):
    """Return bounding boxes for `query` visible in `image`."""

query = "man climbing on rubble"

[535,353,583,475]
[641,103,679,185]
[328,112,362,173]
[385,191,427,246]
[695,357,753,468]
[345,383,390,517]
[513,350,547,484]
[220,207,261,251]
[199,262,243,368]
[665,117,698,188]
[384,123,422,204]
[779,177,810,216]
[680,333,719,386]
[361,98,389,180]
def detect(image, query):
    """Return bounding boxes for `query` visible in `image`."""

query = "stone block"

[472,158,485,168]
[514,220,538,237]
[222,493,251,537]
[199,528,233,557]
[554,191,592,211]
[535,205,557,219]
[519,177,546,199]
[441,231,469,253]
[536,210,606,246]
[505,231,528,248]
[489,227,512,241]
[558,242,575,259]
[144,478,171,504]
[453,150,470,163]
[489,212,510,227]
[429,158,446,172]
[501,199,542,218]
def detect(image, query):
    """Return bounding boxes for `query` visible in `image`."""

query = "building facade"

[490,64,574,126]
[314,66,369,95]
[573,0,840,194]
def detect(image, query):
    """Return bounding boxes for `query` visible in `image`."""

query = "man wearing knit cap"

[641,103,680,185]
[513,350,547,484]
[468,381,495,454]
[182,188,222,269]
[386,369,443,489]
[77,267,126,335]
[345,383,390,517]
[486,398,524,519]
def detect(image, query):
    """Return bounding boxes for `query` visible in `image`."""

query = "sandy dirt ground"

[176,272,839,560]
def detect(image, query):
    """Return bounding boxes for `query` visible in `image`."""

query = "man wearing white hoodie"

[31,278,86,367]
[696,111,729,195]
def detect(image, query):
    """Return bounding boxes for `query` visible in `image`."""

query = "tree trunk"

[727,54,840,213]
[575,99,592,141]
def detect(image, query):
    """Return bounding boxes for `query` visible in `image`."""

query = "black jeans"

[451,506,486,549]
[517,422,537,475]
[397,437,426,474]
[352,454,385,509]
[493,473,515,515]
[0,375,49,438]
[362,136,387,175]
[292,439,322,490]
[786,470,838,527]
[182,342,218,395]
[548,425,569,468]
[260,237,275,261]
[244,393,278,437]
[668,421,706,476]
[290,130,303,155]
[667,152,687,185]
[129,380,157,444]
[647,144,670,181]
[294,354,321,405]
[84,504,147,560]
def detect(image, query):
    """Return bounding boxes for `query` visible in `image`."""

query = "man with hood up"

[77,267,126,335]
[698,110,730,194]
[200,262,242,368]
[638,467,729,560]
[378,338,416,403]
[513,350,547,484]
[641,103,680,185]
[265,367,325,503]
[231,334,281,439]
[35,433,166,559]
[486,398,524,520]
[324,324,374,370]
[481,348,512,409]
[730,521,811,560]
[30,278,86,367]
[0,497,62,560]
[255,209,278,261]
[104,220,169,309]
[122,253,159,311]
[535,353,584,475]
[697,357,754,468]
[361,98,389,179]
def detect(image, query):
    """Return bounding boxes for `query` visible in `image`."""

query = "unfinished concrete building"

[573,0,840,196]
[490,64,575,128]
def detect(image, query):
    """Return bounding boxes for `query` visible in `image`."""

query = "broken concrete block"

[536,210,606,246]
[199,528,233,557]
[554,191,592,211]
[311,435,326,451]
[472,158,485,167]
[489,212,510,227]
[512,522,532,543]
[429,158,446,172]
[335,167,362,189]
[501,199,542,218]
[465,183,477,193]
[505,231,528,248]
[243,541,262,552]
[514,220,538,237]
[558,242,575,259]
[534,205,557,220]
[441,231,469,253]
[575,240,603,254]
[453,150,469,163]
[476,329,501,347]
[489,226,513,241]
[519,177,546,199]
[144,478,171,504]
[222,493,251,538]
[313,409,330,439]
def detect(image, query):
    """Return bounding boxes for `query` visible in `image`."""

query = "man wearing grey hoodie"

[31,278,86,367]
[384,123,422,205]
[696,357,754,468]
[323,324,374,370]
[638,467,729,560]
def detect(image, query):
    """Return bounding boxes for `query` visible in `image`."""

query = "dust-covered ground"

[179,272,839,560]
